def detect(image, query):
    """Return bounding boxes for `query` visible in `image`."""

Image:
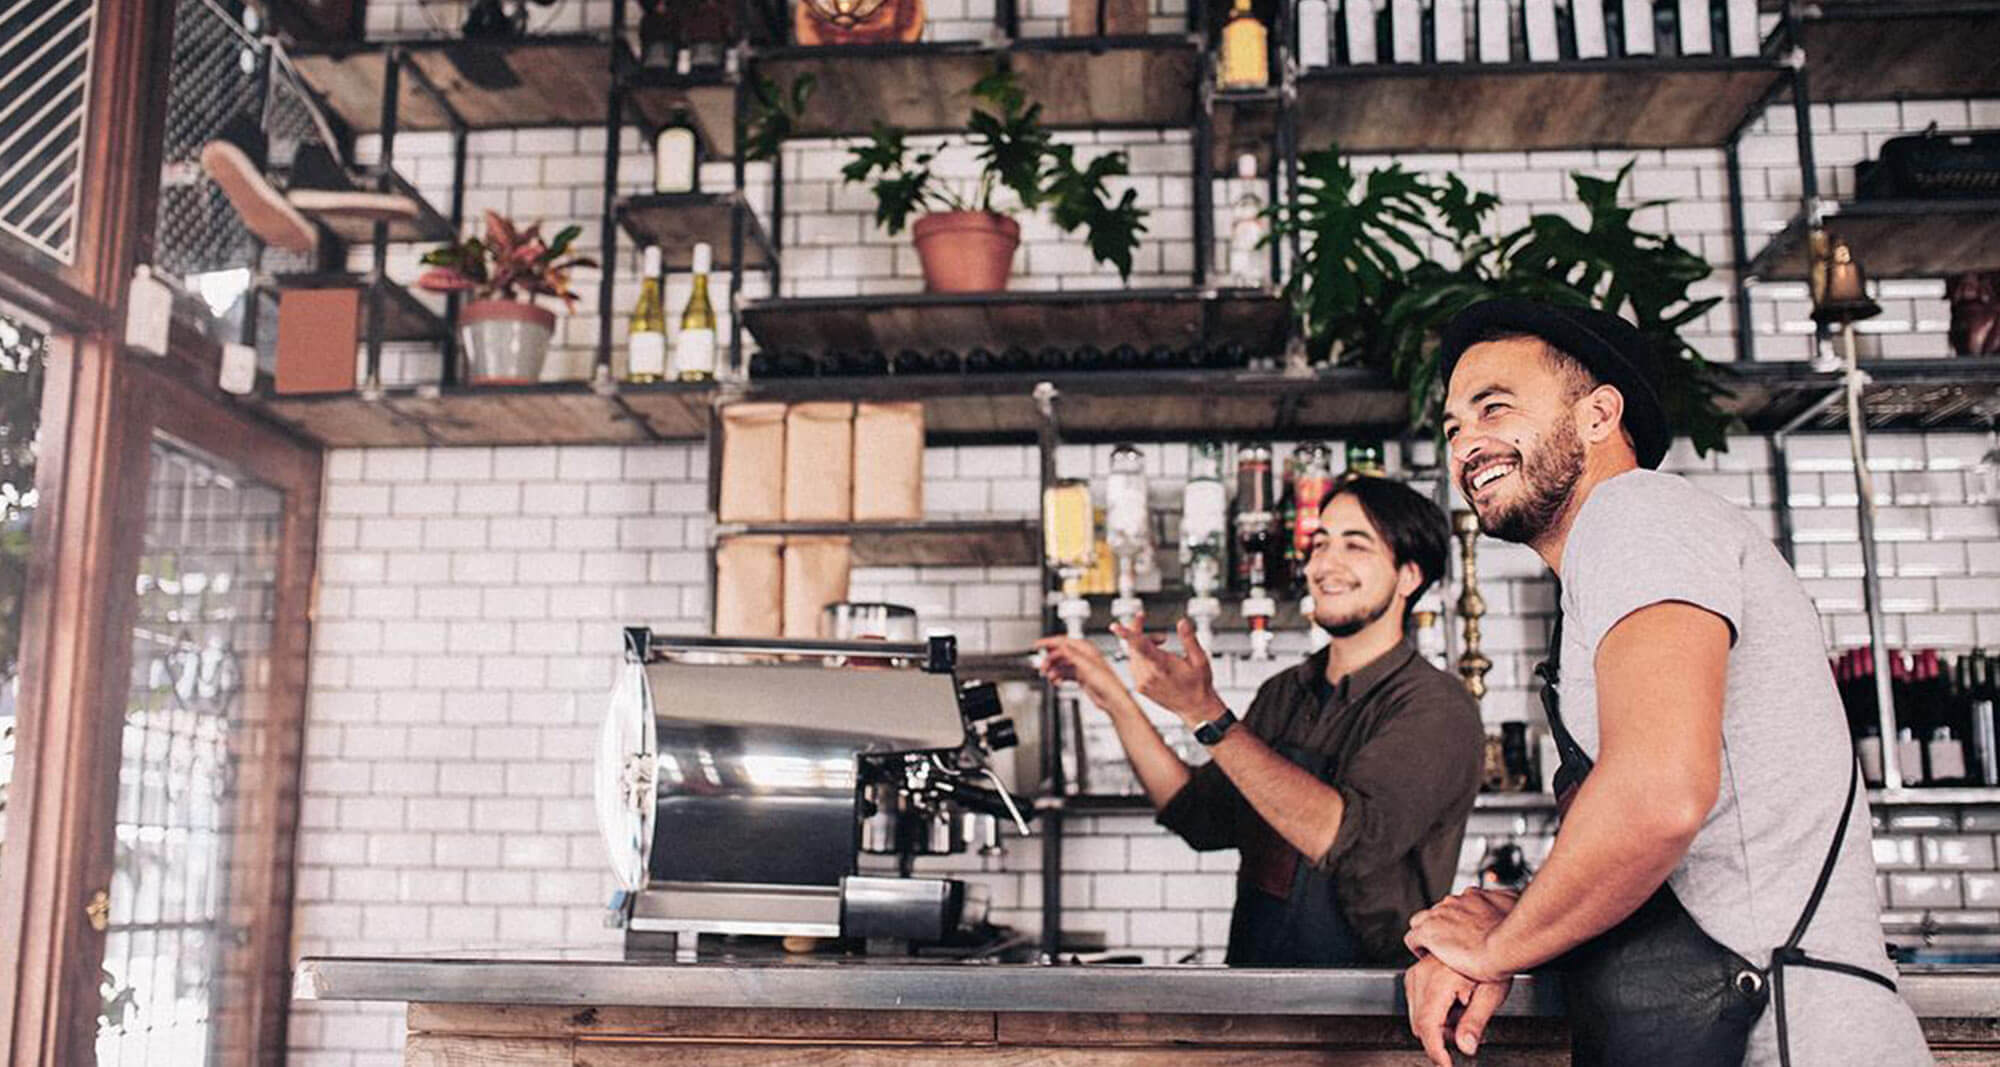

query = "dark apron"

[1539,607,1895,1067]
[1224,743,1365,967]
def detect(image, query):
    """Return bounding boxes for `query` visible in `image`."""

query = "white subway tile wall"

[291,4,1998,1060]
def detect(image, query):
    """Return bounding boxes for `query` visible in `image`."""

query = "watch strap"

[1193,707,1239,746]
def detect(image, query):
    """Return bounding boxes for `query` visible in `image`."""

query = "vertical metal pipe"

[596,85,626,384]
[1724,137,1755,365]
[730,70,749,379]
[1035,384,1063,960]
[770,134,786,298]
[1770,431,1798,566]
[1839,325,1900,788]
[1193,78,1215,286]
[443,119,468,387]
[365,49,402,394]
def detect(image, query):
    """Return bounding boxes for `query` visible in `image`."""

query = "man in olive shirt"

[1039,476,1484,966]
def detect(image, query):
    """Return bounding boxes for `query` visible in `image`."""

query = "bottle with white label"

[654,113,697,194]
[1299,0,1332,67]
[628,245,667,383]
[1228,154,1268,288]
[674,242,717,381]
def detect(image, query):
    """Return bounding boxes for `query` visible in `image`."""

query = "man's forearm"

[1480,759,1698,974]
[1206,727,1345,863]
[1103,699,1193,810]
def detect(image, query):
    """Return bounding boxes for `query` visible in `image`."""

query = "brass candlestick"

[1453,509,1492,702]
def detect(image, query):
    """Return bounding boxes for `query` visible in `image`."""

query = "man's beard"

[1469,416,1585,545]
[1314,582,1397,638]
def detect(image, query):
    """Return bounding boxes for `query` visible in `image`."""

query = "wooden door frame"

[0,0,327,1063]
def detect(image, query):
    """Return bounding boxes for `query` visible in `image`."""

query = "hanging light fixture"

[1810,231,1882,326]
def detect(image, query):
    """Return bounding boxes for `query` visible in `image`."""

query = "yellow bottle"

[675,241,717,381]
[1220,0,1269,90]
[627,245,666,383]
[1042,480,1095,572]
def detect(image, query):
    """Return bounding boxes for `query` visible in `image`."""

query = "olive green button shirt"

[1157,639,1486,965]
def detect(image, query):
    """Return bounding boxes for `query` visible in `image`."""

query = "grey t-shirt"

[1557,470,1929,1066]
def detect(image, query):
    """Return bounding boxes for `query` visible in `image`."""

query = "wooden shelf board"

[624,77,741,159]
[744,365,1409,443]
[292,37,640,133]
[1789,4,2000,101]
[743,288,1288,357]
[270,273,446,343]
[1725,359,2000,431]
[721,520,1040,566]
[310,168,456,246]
[1297,59,1784,152]
[1748,199,2000,282]
[1213,92,1280,176]
[751,37,1199,138]
[252,382,716,447]
[616,194,776,271]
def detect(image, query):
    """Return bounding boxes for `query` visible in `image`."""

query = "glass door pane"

[0,313,47,860]
[95,439,283,1067]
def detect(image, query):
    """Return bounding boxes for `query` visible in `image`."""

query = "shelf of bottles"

[1835,647,2000,793]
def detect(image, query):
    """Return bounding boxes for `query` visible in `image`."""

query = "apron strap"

[1770,754,1895,1067]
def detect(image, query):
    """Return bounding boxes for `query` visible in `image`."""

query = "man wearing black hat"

[1399,299,1928,1067]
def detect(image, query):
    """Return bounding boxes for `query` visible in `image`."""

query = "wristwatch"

[1192,708,1239,746]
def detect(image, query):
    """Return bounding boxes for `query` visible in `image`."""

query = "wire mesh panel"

[0,0,98,264]
[96,439,283,1067]
[154,0,265,279]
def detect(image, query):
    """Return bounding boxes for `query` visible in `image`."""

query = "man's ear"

[1578,384,1626,446]
[1397,560,1424,602]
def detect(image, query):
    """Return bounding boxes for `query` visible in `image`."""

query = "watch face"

[1196,710,1235,745]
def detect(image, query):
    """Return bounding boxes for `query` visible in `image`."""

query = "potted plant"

[417,211,596,384]
[1271,150,1734,454]
[839,69,1148,292]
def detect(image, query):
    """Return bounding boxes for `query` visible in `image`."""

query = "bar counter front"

[294,950,2000,1065]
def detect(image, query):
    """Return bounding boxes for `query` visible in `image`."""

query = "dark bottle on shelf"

[965,347,999,373]
[1850,648,1885,786]
[1277,448,1301,594]
[1973,651,2000,786]
[1144,344,1178,370]
[1000,346,1034,373]
[1072,345,1106,372]
[1603,0,1625,57]
[929,348,962,374]
[747,351,776,378]
[1107,344,1142,371]
[1034,346,1072,372]
[679,0,734,74]
[890,349,927,375]
[1921,650,1969,785]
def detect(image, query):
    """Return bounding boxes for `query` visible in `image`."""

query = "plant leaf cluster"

[418,211,599,308]
[838,69,1148,280]
[1271,149,1735,455]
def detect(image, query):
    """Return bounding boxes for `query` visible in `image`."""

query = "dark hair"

[1325,474,1451,611]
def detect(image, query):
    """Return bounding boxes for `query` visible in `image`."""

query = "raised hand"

[1035,635,1140,718]
[1110,614,1228,727]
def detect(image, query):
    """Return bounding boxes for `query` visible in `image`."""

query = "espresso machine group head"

[595,629,1029,960]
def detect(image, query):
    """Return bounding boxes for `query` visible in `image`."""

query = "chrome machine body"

[596,630,1027,959]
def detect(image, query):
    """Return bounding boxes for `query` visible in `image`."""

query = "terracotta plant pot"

[911,211,1021,293]
[460,299,556,384]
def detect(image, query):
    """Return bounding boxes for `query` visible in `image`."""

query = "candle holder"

[1453,509,1492,702]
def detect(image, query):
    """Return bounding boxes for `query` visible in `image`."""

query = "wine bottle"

[654,112,698,194]
[673,242,717,381]
[1975,651,2000,785]
[891,349,926,375]
[628,245,667,383]
[929,348,961,374]
[1298,0,1332,67]
[1922,651,1968,785]
[1220,0,1271,88]
[1228,153,1269,288]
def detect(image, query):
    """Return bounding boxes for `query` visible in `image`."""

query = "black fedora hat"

[1438,298,1672,470]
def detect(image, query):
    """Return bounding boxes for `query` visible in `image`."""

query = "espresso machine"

[595,628,1029,960]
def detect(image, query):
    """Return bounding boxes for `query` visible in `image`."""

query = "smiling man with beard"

[1037,476,1483,966]
[1402,298,1928,1067]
